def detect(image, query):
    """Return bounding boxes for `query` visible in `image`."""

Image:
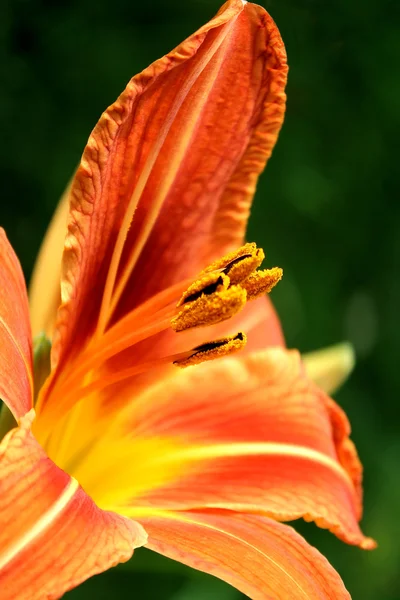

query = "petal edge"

[0,229,33,420]
[140,510,351,600]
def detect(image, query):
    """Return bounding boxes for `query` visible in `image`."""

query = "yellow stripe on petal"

[104,10,244,328]
[74,437,353,513]
[155,441,353,486]
[0,478,79,570]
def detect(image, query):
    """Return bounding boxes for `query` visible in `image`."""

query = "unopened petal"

[29,178,72,338]
[303,342,355,395]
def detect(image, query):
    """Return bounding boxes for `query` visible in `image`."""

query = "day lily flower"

[0,1,375,599]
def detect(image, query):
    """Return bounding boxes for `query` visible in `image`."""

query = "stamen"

[39,332,246,417]
[172,242,282,332]
[241,267,283,300]
[222,248,265,284]
[174,332,247,368]
[171,285,246,332]
[177,272,230,306]
[201,243,261,280]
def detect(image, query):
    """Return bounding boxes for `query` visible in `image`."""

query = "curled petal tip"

[48,0,288,368]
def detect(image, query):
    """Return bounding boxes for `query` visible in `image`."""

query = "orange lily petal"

[0,229,33,419]
[104,294,285,394]
[238,296,285,350]
[94,349,373,549]
[51,0,287,370]
[29,177,72,338]
[0,411,147,599]
[139,510,351,599]
[37,295,283,471]
[67,294,285,421]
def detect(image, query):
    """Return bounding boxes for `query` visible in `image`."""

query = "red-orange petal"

[81,293,286,419]
[51,0,287,372]
[0,229,33,419]
[140,510,351,599]
[117,349,374,549]
[233,295,285,350]
[0,411,147,599]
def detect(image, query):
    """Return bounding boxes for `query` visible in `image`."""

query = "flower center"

[34,243,282,452]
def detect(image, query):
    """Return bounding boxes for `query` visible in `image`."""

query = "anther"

[177,272,230,307]
[241,267,283,300]
[222,247,265,284]
[174,332,247,368]
[202,243,260,278]
[171,285,247,332]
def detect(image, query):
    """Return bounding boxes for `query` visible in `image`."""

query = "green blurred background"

[1,0,398,598]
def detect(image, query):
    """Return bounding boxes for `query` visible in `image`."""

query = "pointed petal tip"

[303,510,376,551]
[360,536,377,550]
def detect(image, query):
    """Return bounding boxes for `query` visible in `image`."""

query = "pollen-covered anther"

[241,267,283,300]
[174,332,247,368]
[201,242,263,284]
[171,285,247,332]
[222,247,265,284]
[177,272,230,307]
